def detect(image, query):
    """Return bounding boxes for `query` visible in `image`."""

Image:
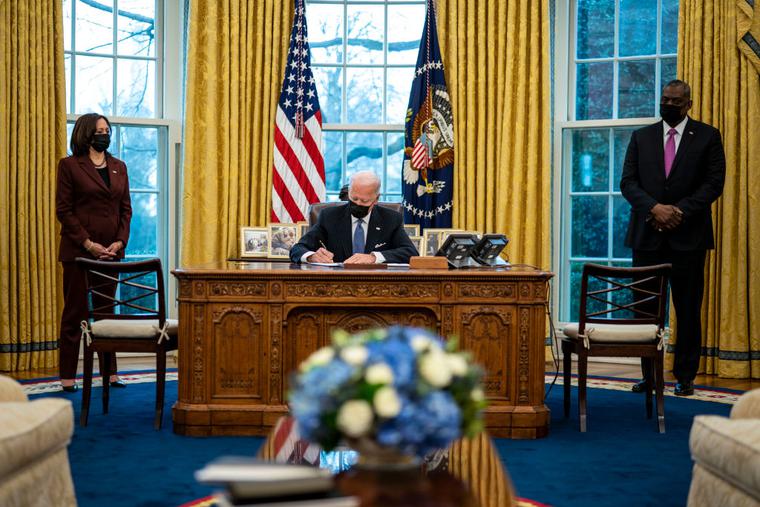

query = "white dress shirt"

[663,115,689,153]
[301,208,385,263]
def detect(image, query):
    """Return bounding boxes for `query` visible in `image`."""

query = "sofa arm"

[731,388,760,420]
[0,375,28,402]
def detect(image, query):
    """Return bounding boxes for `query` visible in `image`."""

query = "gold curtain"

[0,0,67,371]
[437,0,552,270]
[181,0,292,265]
[673,0,760,378]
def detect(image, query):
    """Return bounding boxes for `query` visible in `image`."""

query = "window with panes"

[559,0,679,320]
[306,0,425,202]
[63,0,169,310]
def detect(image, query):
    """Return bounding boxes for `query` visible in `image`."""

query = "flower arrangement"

[288,326,486,458]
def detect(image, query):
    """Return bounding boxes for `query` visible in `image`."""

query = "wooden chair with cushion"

[307,201,404,226]
[561,263,671,433]
[76,257,178,429]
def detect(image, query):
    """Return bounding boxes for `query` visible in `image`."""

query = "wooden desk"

[172,262,552,438]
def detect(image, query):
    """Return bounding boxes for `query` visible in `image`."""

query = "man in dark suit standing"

[620,79,726,396]
[290,171,418,264]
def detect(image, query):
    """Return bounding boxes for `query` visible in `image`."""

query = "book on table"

[195,457,358,506]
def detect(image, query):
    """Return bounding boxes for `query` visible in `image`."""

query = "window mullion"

[655,0,663,107]
[612,0,620,119]
[113,0,119,116]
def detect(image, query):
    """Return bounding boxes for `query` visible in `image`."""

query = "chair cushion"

[562,322,659,343]
[0,375,28,402]
[0,398,74,479]
[90,318,178,339]
[689,415,760,500]
[731,388,760,420]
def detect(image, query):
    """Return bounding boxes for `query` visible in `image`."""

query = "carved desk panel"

[172,262,553,438]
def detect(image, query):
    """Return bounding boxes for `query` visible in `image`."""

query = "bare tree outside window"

[306,1,425,202]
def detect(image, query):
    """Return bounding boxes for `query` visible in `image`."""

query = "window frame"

[64,0,184,318]
[553,0,677,324]
[308,0,426,202]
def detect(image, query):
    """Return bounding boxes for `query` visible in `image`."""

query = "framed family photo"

[297,221,310,239]
[268,223,300,258]
[409,236,424,255]
[403,224,420,238]
[422,228,463,256]
[240,227,268,258]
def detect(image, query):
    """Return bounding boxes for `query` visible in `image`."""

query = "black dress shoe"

[109,380,127,388]
[61,384,78,393]
[631,380,649,393]
[674,381,694,396]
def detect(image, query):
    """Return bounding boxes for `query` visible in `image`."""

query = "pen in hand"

[313,239,334,262]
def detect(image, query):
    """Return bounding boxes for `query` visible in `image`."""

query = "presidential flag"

[402,0,454,229]
[271,0,325,223]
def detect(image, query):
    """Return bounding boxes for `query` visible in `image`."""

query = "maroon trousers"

[59,261,118,380]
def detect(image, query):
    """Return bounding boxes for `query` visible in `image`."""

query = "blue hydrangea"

[289,326,481,458]
[290,359,356,441]
[367,335,417,392]
[375,391,462,456]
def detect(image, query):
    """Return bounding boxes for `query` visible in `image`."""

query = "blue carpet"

[499,383,732,507]
[33,381,263,507]
[31,379,732,507]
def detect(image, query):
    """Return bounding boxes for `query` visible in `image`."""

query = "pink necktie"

[664,128,677,177]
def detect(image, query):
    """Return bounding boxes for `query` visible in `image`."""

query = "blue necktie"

[353,219,365,254]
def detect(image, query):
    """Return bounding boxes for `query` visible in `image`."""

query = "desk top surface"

[173,261,553,279]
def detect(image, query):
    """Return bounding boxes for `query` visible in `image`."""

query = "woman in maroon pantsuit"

[55,113,132,392]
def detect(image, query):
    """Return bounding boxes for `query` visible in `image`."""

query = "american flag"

[401,0,454,229]
[271,0,324,223]
[271,417,321,466]
[412,137,430,169]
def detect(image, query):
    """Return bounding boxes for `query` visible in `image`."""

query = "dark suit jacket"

[620,118,725,251]
[55,154,132,262]
[290,203,418,263]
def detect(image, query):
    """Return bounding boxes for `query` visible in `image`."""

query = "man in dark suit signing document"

[620,79,726,396]
[290,170,418,264]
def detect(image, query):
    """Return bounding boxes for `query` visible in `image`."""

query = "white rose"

[340,345,368,366]
[336,399,374,437]
[410,334,434,352]
[419,351,452,387]
[373,386,402,418]
[471,388,484,402]
[365,363,394,385]
[300,346,334,371]
[447,353,468,377]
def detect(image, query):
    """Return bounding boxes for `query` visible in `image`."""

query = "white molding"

[551,0,571,321]
[163,0,184,319]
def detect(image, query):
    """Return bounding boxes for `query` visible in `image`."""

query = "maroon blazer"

[55,154,132,262]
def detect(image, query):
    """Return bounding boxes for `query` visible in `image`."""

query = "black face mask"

[91,133,111,153]
[660,103,685,127]
[349,201,371,219]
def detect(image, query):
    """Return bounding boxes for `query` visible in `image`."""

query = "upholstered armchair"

[687,388,760,506]
[0,375,77,506]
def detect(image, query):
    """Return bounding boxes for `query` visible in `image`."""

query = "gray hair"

[349,170,381,195]
[664,79,691,99]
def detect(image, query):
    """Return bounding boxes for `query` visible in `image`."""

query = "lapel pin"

[375,226,380,230]
[112,170,117,173]
[689,131,694,135]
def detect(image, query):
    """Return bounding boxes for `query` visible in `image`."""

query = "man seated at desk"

[290,171,418,264]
